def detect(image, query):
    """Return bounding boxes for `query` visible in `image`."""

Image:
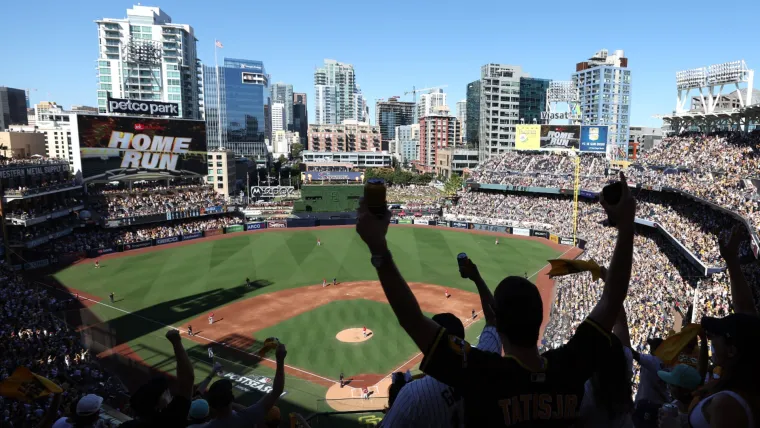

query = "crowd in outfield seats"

[90,185,227,220]
[0,269,126,427]
[386,185,442,207]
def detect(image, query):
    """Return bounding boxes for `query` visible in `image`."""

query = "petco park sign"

[108,96,179,117]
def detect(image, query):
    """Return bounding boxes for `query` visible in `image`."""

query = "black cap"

[206,379,234,409]
[432,313,465,340]
[702,313,760,350]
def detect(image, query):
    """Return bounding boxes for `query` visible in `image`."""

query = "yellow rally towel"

[0,367,62,402]
[654,324,702,365]
[548,259,603,281]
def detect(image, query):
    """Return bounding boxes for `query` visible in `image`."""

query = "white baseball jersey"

[208,348,214,359]
[380,325,502,427]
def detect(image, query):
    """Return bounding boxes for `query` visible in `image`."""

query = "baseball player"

[472,309,477,320]
[109,292,115,303]
[246,277,251,288]
[317,238,321,246]
[339,372,345,388]
[362,387,370,400]
[208,312,214,324]
[333,277,337,286]
[187,325,193,336]
[495,238,499,245]
[363,326,368,338]
[444,289,450,298]
[524,271,528,278]
[322,278,327,288]
[207,346,214,360]
[94,260,100,268]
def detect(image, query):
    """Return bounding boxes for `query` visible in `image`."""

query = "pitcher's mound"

[336,328,373,343]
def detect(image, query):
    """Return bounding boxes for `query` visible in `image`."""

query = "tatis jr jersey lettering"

[420,318,612,427]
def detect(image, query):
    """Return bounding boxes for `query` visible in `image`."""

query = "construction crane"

[403,85,448,104]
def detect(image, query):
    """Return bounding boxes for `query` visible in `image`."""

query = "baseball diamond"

[48,224,573,424]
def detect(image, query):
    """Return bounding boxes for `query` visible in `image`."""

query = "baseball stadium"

[3,61,760,427]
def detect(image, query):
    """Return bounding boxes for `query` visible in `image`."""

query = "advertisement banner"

[560,237,576,245]
[471,223,508,233]
[76,115,207,181]
[267,220,288,229]
[579,190,597,199]
[204,229,223,237]
[181,232,203,241]
[531,230,550,239]
[107,95,179,117]
[0,163,68,179]
[245,222,267,231]
[225,225,244,233]
[513,227,530,237]
[413,219,428,225]
[550,235,559,244]
[515,124,541,150]
[580,126,609,153]
[286,219,317,228]
[23,259,50,270]
[155,236,180,246]
[104,213,167,228]
[123,240,153,251]
[539,125,580,150]
[301,171,365,183]
[25,236,50,249]
[389,219,399,224]
[449,221,469,229]
[398,219,412,224]
[437,221,447,226]
[204,206,224,214]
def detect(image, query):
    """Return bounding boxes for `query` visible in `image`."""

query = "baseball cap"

[206,379,234,409]
[76,394,103,416]
[494,276,543,347]
[188,399,209,420]
[702,313,760,351]
[432,313,464,340]
[657,364,702,390]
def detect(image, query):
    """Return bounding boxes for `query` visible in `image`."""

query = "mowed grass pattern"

[255,300,427,378]
[53,227,562,414]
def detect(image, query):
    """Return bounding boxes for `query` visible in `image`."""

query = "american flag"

[215,40,223,48]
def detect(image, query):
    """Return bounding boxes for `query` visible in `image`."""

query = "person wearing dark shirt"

[355,172,636,427]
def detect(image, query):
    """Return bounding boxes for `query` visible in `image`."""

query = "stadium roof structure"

[82,168,202,184]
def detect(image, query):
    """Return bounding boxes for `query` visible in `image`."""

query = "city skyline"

[3,0,760,129]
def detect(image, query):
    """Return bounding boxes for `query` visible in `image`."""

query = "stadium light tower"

[675,60,753,114]
[546,81,580,124]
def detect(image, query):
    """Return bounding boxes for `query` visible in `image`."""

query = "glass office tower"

[519,77,550,124]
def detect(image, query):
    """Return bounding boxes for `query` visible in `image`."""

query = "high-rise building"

[391,124,420,164]
[308,121,381,152]
[466,80,480,147]
[271,83,294,130]
[376,97,415,149]
[518,77,550,125]
[479,64,525,160]
[293,92,307,106]
[94,5,202,119]
[203,58,270,158]
[456,100,466,145]
[270,131,299,159]
[417,89,447,120]
[205,149,236,195]
[27,102,80,171]
[0,87,28,130]
[26,109,36,128]
[419,107,460,170]
[573,49,631,152]
[272,102,285,132]
[293,103,308,147]
[314,59,361,125]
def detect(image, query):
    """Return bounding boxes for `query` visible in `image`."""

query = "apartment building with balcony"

[307,120,381,152]
[419,107,460,169]
[572,49,631,152]
[478,64,525,160]
[94,5,202,119]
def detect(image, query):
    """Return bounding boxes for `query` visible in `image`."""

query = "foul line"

[34,281,338,385]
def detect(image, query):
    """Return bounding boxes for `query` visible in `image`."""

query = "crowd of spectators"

[4,180,79,197]
[116,216,242,244]
[0,157,68,167]
[386,185,442,208]
[0,269,127,427]
[92,185,227,220]
[6,197,83,222]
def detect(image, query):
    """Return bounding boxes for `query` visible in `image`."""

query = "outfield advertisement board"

[560,237,575,245]
[75,115,207,181]
[398,219,412,224]
[181,231,203,241]
[513,228,530,236]
[471,223,509,233]
[204,229,223,237]
[155,236,180,246]
[531,230,550,238]
[580,126,609,153]
[225,225,244,233]
[123,240,152,251]
[267,220,288,229]
[449,221,469,229]
[413,219,428,225]
[245,222,267,231]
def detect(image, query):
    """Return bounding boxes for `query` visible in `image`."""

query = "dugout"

[293,185,363,213]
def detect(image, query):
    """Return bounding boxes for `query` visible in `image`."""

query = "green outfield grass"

[52,226,563,417]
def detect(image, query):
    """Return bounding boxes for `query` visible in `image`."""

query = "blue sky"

[2,0,759,127]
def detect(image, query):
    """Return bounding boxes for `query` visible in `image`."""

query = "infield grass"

[52,226,563,415]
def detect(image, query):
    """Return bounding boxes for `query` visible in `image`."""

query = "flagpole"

[214,41,222,149]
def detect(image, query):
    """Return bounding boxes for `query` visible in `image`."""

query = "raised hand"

[600,171,636,229]
[356,198,391,253]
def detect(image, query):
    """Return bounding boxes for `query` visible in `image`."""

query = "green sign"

[398,219,412,224]
[225,225,244,233]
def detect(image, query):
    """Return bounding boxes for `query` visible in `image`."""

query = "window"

[217,183,224,189]
[208,169,214,175]
[100,84,112,91]
[168,94,181,101]
[97,91,107,98]
[208,176,214,182]
[130,25,141,32]
[98,99,106,106]
[167,71,180,78]
[99,76,111,83]
[142,26,152,32]
[99,67,110,75]
[98,60,109,66]
[217,176,223,182]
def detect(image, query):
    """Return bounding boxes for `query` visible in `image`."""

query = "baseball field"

[48,225,576,426]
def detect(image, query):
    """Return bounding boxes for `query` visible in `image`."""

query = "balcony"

[6,204,85,227]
